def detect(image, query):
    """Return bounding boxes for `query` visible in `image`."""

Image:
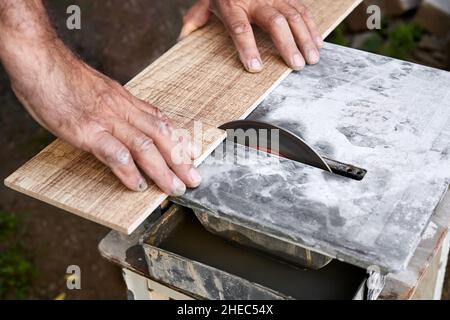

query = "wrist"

[2,36,74,89]
[2,36,86,124]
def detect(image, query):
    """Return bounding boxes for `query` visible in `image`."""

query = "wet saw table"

[99,43,450,300]
[4,0,450,300]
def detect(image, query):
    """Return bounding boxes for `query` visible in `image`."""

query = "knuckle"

[154,108,164,119]
[302,41,316,50]
[152,107,167,122]
[302,7,312,18]
[137,99,163,117]
[284,10,302,23]
[79,121,105,148]
[133,136,154,153]
[105,146,131,166]
[156,117,174,136]
[297,5,308,15]
[268,12,285,28]
[229,21,252,35]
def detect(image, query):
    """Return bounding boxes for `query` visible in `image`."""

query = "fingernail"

[172,176,186,197]
[178,23,196,42]
[307,49,320,64]
[248,58,263,73]
[189,141,202,158]
[177,26,189,42]
[316,36,324,48]
[292,54,305,70]
[177,31,185,42]
[137,178,148,192]
[189,167,202,186]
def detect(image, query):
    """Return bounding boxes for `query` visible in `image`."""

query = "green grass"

[0,246,36,300]
[0,211,18,241]
[0,211,35,299]
[382,22,424,59]
[360,21,424,60]
[328,24,351,47]
[328,20,425,61]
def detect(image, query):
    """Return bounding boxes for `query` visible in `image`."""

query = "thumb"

[178,0,211,41]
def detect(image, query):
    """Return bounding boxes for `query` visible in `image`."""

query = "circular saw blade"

[219,120,332,173]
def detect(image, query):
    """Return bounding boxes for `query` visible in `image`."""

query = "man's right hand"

[0,0,201,195]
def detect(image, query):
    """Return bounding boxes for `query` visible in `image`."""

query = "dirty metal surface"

[99,191,450,299]
[176,43,450,273]
[141,206,367,300]
[98,208,163,278]
[193,208,333,269]
[380,191,450,299]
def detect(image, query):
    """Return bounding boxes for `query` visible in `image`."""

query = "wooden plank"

[4,0,362,234]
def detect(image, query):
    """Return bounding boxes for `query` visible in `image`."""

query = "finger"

[132,98,201,160]
[179,0,211,41]
[275,2,320,65]
[115,92,200,160]
[110,120,188,196]
[170,128,202,161]
[126,105,202,188]
[289,1,323,48]
[218,3,263,73]
[89,131,147,192]
[252,5,305,70]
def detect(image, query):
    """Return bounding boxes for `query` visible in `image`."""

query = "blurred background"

[0,0,449,300]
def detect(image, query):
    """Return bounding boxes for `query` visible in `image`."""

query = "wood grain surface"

[5,0,362,234]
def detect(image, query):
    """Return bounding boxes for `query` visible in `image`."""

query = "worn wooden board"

[5,0,362,234]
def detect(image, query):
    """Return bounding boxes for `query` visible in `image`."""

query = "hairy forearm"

[0,0,79,89]
[0,0,60,66]
[0,0,87,129]
[0,0,56,41]
[0,0,200,194]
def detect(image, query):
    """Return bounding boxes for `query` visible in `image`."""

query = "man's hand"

[180,0,323,72]
[0,0,201,195]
